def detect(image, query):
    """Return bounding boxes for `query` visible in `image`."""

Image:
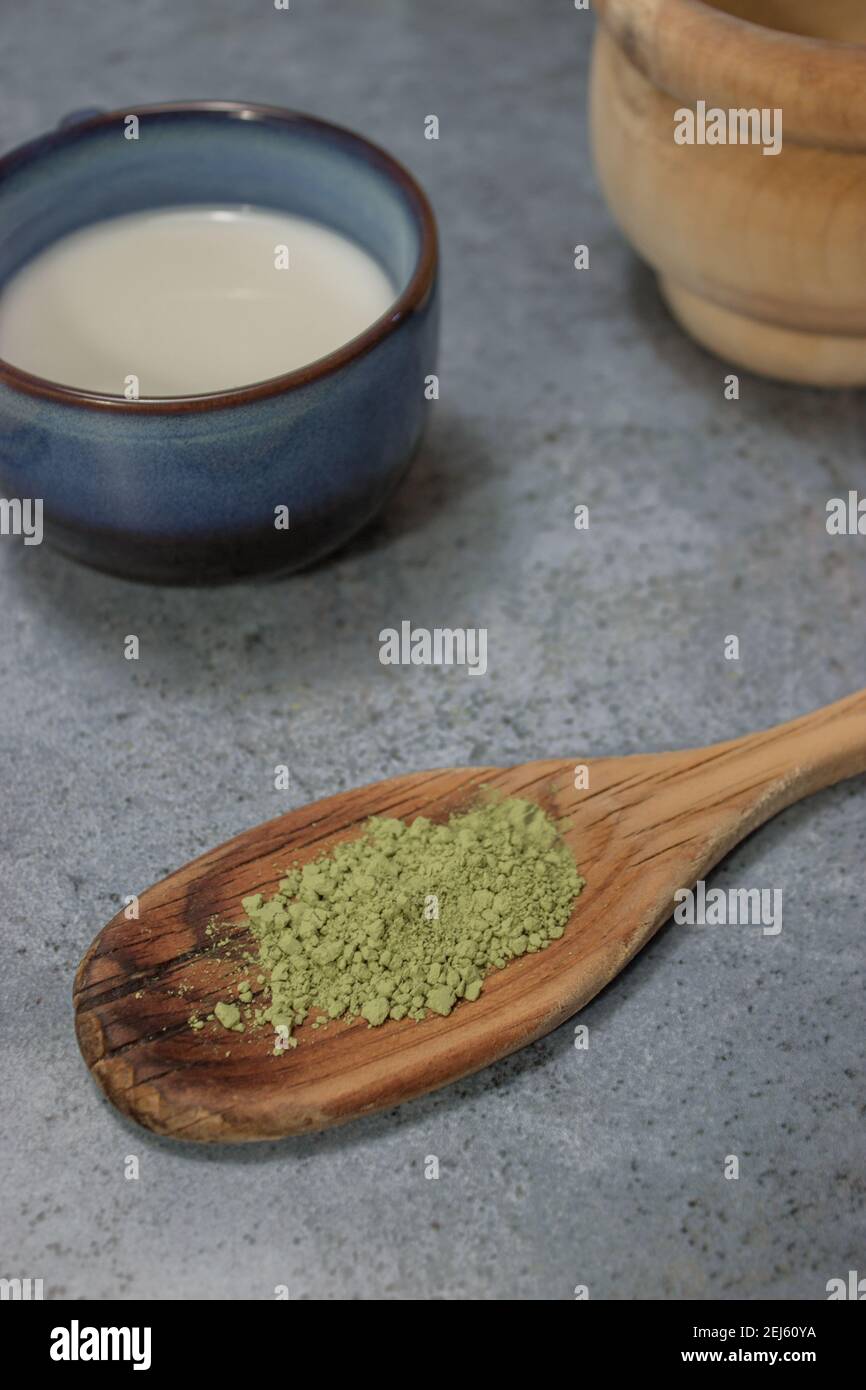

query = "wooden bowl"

[590,0,866,386]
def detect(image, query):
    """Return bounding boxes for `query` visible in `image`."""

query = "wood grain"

[73,689,866,1141]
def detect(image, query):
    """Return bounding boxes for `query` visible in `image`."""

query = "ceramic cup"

[591,0,866,387]
[0,102,439,582]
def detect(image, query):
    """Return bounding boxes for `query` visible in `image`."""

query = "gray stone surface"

[1,0,864,1302]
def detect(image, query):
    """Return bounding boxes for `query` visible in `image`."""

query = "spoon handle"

[737,687,866,800]
[589,692,866,895]
[619,689,866,858]
[667,687,866,853]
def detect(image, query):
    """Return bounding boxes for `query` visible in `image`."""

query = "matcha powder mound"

[215,796,584,1045]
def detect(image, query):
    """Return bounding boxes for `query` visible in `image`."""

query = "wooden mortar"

[590,0,866,386]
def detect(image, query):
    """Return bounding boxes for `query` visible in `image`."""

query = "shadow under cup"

[0,103,439,584]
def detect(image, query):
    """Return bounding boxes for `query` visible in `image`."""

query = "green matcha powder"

[200,796,584,1048]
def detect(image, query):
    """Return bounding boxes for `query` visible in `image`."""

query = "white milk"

[0,205,396,395]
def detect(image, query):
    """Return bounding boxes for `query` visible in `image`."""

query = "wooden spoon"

[74,689,866,1142]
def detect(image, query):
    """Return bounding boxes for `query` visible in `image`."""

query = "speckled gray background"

[1,0,864,1302]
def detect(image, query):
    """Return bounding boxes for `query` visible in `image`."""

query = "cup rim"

[0,100,438,414]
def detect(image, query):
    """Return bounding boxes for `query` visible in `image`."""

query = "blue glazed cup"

[0,102,439,583]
